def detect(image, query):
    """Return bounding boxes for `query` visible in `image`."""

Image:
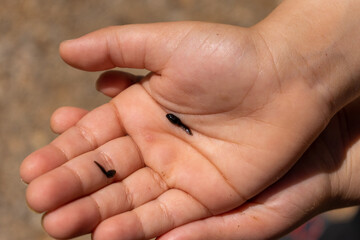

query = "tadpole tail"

[181,124,193,135]
[94,161,107,175]
[166,113,193,136]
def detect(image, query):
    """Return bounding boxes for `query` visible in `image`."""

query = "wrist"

[253,0,360,115]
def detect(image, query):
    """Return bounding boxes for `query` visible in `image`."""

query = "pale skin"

[52,79,360,240]
[20,0,360,239]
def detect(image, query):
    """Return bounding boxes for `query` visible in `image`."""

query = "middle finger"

[42,167,169,239]
[26,136,143,213]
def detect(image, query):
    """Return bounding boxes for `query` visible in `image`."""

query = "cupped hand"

[20,22,333,239]
[51,97,360,240]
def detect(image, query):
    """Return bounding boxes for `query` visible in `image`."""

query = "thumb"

[59,22,192,72]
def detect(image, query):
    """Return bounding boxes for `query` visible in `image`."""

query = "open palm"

[20,22,332,239]
[50,87,360,240]
[157,96,360,240]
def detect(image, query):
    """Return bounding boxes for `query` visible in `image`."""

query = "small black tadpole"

[94,161,116,178]
[166,113,193,135]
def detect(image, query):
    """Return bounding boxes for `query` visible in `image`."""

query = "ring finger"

[26,135,143,213]
[42,166,169,239]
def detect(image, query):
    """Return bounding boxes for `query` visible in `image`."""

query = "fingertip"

[20,144,70,184]
[20,156,33,184]
[59,34,114,71]
[20,150,48,184]
[20,148,51,184]
[50,106,88,134]
[96,70,141,97]
[42,198,100,239]
[25,175,53,213]
[59,39,73,53]
[59,39,78,67]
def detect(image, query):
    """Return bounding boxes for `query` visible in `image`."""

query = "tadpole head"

[166,113,180,125]
[105,169,116,178]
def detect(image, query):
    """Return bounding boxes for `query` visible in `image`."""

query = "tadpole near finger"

[94,161,116,178]
[166,113,193,135]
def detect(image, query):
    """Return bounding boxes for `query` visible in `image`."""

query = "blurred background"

[0,0,358,239]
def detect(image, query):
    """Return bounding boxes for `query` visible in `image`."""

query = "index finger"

[20,102,126,183]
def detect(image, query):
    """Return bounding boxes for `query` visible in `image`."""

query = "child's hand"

[51,96,360,240]
[19,21,352,239]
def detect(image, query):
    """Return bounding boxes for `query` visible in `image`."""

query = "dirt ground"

[4,0,342,239]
